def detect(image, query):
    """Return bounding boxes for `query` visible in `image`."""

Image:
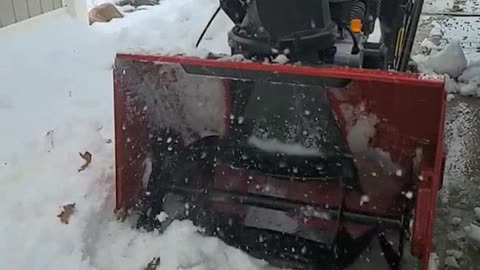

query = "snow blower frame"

[113,54,446,270]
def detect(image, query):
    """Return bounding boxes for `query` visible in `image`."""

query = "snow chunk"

[142,155,153,188]
[421,38,437,51]
[450,217,462,226]
[446,249,463,259]
[428,253,440,270]
[444,256,460,268]
[248,136,321,156]
[465,223,480,247]
[430,22,444,39]
[459,76,480,96]
[347,114,379,153]
[415,40,467,78]
[429,252,440,270]
[448,230,466,241]
[218,54,247,62]
[156,212,169,223]
[273,54,289,64]
[459,66,480,82]
[447,94,455,102]
[475,207,480,220]
[360,195,370,206]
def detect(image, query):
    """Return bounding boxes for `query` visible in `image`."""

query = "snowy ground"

[0,2,267,270]
[2,0,480,269]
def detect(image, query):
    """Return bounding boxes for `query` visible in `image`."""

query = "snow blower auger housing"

[114,0,444,269]
[114,54,446,270]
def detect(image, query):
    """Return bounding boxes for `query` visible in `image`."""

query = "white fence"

[0,0,87,28]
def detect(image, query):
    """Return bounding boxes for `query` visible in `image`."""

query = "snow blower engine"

[113,0,446,269]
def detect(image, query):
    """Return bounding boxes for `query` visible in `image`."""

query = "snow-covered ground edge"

[413,19,480,99]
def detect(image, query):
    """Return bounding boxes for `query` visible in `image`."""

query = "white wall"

[0,0,87,29]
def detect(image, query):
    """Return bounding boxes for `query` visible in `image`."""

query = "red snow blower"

[113,0,446,269]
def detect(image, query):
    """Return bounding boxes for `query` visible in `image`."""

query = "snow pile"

[87,0,120,10]
[415,39,480,97]
[418,21,444,55]
[90,0,233,57]
[414,40,467,78]
[413,20,480,98]
[89,219,273,270]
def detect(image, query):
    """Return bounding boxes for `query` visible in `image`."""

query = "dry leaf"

[144,257,160,270]
[57,203,75,224]
[78,151,92,172]
[114,207,128,222]
[45,130,55,151]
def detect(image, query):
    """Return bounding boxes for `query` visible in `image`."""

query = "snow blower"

[113,0,446,269]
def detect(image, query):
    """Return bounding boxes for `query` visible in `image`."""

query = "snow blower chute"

[113,0,446,269]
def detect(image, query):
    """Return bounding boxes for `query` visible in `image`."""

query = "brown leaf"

[57,203,75,224]
[144,257,160,270]
[114,207,128,222]
[78,151,92,172]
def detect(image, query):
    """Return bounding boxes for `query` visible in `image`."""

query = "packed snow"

[89,0,233,56]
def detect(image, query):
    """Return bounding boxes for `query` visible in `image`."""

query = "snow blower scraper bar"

[113,54,446,270]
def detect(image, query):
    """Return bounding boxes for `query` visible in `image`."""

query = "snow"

[446,249,463,260]
[273,54,289,64]
[413,18,480,98]
[475,207,480,220]
[459,66,480,82]
[0,1,274,270]
[91,219,272,270]
[90,0,233,57]
[459,76,480,96]
[137,64,227,145]
[466,222,480,248]
[367,19,381,43]
[428,252,440,270]
[346,114,379,154]
[247,136,322,156]
[450,217,462,226]
[87,0,120,10]
[414,40,467,78]
[3,0,480,268]
[444,256,460,268]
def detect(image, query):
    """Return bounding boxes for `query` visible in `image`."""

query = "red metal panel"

[113,53,446,269]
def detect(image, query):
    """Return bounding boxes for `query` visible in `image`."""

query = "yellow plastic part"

[350,19,362,33]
